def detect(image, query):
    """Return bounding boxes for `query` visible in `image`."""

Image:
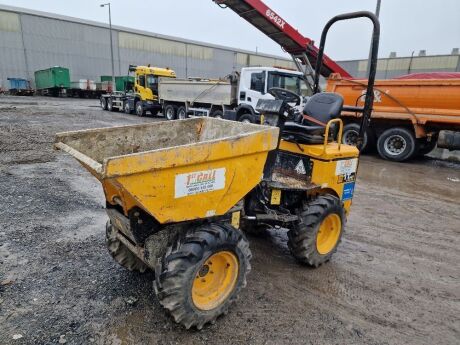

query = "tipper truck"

[328,73,460,161]
[157,67,307,122]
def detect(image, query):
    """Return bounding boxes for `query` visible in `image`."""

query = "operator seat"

[282,92,344,145]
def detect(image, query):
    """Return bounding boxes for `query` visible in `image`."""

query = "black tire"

[164,104,177,121]
[177,106,187,120]
[288,195,345,267]
[106,221,148,273]
[108,98,117,112]
[342,123,375,153]
[135,101,146,117]
[377,127,418,162]
[124,101,132,114]
[239,114,255,124]
[101,97,108,110]
[154,223,251,330]
[211,110,223,119]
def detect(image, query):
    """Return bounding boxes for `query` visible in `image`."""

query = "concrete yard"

[0,96,459,345]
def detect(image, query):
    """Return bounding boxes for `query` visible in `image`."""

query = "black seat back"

[303,92,343,126]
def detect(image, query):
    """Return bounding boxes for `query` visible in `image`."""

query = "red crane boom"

[213,0,352,80]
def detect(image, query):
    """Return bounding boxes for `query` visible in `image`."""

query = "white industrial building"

[0,4,296,88]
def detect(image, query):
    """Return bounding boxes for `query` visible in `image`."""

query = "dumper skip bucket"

[55,117,279,223]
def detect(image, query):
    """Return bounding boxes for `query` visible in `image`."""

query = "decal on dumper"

[175,168,226,198]
[342,182,355,201]
[336,158,358,184]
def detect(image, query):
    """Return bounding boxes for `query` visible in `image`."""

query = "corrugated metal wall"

[0,6,297,89]
[20,14,121,82]
[0,11,27,88]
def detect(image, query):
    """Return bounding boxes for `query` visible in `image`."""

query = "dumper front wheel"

[154,223,251,330]
[106,221,148,273]
[288,195,345,267]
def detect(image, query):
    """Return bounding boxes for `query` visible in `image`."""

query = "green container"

[100,75,113,82]
[115,76,134,92]
[34,67,70,90]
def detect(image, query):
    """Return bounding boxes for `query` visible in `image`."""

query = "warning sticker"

[175,168,226,198]
[335,158,358,176]
[295,160,307,175]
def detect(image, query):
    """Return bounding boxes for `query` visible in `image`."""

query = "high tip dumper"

[55,11,379,329]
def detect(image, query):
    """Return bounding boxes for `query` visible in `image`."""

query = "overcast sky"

[1,0,459,61]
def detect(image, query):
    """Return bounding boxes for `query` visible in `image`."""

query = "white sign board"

[175,168,226,198]
[335,158,358,176]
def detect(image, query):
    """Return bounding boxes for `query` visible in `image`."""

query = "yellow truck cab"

[128,65,176,116]
[100,65,176,117]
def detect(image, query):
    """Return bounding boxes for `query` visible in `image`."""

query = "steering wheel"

[268,87,301,105]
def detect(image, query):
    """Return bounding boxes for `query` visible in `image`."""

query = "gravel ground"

[0,96,459,345]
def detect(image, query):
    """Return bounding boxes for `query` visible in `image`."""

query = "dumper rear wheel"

[154,223,251,330]
[106,221,148,273]
[288,195,344,267]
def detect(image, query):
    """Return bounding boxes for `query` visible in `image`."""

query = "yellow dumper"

[55,11,380,330]
[55,113,356,329]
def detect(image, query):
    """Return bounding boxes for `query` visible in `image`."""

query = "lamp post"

[100,3,115,88]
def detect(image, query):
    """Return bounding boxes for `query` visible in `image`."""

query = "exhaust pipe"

[438,131,460,151]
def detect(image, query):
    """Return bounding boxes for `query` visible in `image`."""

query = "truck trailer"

[34,66,70,97]
[68,79,98,98]
[7,78,34,96]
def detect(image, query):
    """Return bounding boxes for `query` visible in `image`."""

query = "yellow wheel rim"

[192,251,239,311]
[316,214,342,255]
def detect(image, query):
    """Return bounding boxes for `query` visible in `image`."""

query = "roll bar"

[313,11,380,150]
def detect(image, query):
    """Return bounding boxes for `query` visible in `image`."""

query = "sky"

[0,0,459,61]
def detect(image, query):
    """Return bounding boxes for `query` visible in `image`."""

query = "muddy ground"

[0,96,459,345]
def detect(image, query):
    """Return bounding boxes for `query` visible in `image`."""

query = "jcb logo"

[266,9,286,29]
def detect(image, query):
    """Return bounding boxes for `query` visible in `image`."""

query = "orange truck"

[326,73,460,161]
